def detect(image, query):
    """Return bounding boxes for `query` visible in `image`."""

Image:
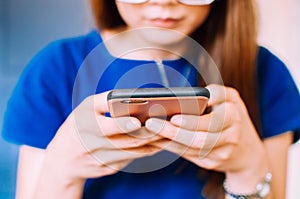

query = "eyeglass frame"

[116,0,215,6]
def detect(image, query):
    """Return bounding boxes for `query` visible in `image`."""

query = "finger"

[149,139,221,170]
[85,128,162,151]
[145,118,222,149]
[74,91,142,136]
[96,116,142,136]
[75,114,143,157]
[170,114,202,131]
[73,114,141,138]
[81,159,134,178]
[79,117,146,153]
[170,103,230,132]
[108,133,162,149]
[185,144,237,171]
[78,91,110,114]
[91,145,162,165]
[150,139,234,171]
[100,159,133,176]
[150,136,226,159]
[149,139,198,157]
[206,84,241,106]
[73,92,113,133]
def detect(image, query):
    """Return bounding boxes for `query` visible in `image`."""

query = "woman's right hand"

[35,92,162,198]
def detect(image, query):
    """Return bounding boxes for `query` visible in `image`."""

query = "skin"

[115,0,211,35]
[102,0,212,60]
[17,1,292,199]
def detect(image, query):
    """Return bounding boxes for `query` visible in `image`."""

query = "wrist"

[226,142,270,190]
[34,157,85,199]
[224,148,272,199]
[35,168,85,199]
[224,171,272,199]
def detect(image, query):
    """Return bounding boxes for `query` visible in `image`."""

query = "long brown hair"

[195,0,259,129]
[90,0,259,198]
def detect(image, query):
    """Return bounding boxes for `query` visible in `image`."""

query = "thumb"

[79,91,110,114]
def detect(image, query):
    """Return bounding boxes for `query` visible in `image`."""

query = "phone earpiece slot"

[120,99,148,104]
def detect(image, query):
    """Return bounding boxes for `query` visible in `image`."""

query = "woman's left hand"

[145,84,270,186]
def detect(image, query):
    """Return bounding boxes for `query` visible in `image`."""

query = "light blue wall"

[0,0,90,198]
[0,78,18,199]
[0,2,18,198]
[0,1,9,73]
[7,0,91,74]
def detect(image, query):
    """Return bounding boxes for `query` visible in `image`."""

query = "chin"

[137,27,190,47]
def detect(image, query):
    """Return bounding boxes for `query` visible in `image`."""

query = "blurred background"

[0,0,90,198]
[0,0,299,198]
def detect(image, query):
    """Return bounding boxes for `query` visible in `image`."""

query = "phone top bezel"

[107,87,210,100]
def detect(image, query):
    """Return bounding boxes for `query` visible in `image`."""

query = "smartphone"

[107,87,210,124]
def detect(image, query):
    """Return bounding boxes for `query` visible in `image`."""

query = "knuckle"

[103,166,120,176]
[218,146,234,161]
[218,153,230,162]
[82,95,94,105]
[199,159,214,170]
[227,87,240,98]
[76,95,95,112]
[128,138,145,148]
[224,131,240,145]
[226,87,243,104]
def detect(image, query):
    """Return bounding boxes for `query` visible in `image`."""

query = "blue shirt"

[2,30,300,199]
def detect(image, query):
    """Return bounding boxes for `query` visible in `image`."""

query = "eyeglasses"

[116,0,215,6]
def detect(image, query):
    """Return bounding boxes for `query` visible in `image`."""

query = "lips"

[149,18,180,28]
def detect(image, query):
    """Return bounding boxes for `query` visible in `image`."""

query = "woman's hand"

[145,84,270,190]
[36,92,162,198]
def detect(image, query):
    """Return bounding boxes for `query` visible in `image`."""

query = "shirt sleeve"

[258,47,300,141]
[2,42,74,149]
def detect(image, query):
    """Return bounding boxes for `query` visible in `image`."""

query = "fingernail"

[115,118,141,132]
[125,120,140,131]
[145,119,163,133]
[171,116,186,126]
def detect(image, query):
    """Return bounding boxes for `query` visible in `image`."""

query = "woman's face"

[115,0,212,36]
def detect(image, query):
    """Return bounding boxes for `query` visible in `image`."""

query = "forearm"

[33,162,85,199]
[223,132,292,199]
[17,146,85,199]
[222,137,274,199]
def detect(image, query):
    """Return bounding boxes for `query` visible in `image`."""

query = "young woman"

[3,0,300,198]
